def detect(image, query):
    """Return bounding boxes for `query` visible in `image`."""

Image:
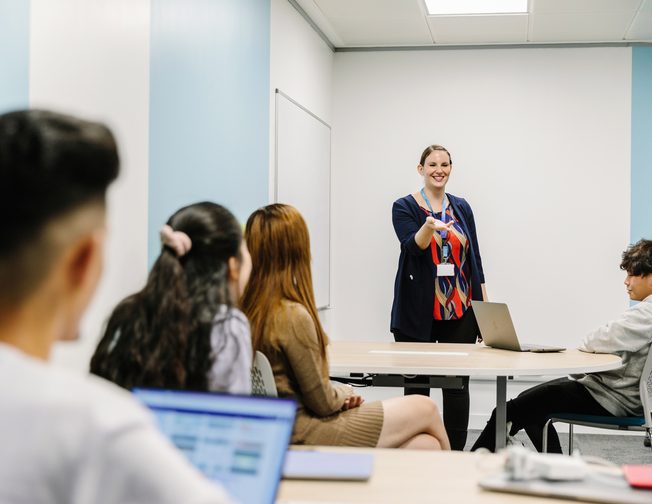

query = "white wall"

[330,47,632,427]
[268,0,336,329]
[25,0,334,371]
[29,0,151,371]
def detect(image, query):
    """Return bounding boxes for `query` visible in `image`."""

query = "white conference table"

[277,447,614,503]
[328,341,622,449]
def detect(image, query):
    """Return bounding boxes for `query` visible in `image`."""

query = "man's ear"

[645,273,652,288]
[50,229,104,343]
[63,230,105,294]
[67,236,95,287]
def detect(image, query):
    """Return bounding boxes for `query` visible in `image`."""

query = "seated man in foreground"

[472,239,652,453]
[0,110,231,503]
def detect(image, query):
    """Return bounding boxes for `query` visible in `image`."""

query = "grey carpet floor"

[465,430,652,465]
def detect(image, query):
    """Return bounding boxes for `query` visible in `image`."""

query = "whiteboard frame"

[274,88,332,310]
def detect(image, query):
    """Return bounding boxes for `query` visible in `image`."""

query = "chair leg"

[543,419,552,453]
[645,429,651,449]
[568,423,574,454]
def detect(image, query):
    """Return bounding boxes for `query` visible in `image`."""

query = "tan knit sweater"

[260,301,383,447]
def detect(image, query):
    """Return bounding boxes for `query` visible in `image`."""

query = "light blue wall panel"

[0,0,29,112]
[631,47,652,243]
[149,0,270,263]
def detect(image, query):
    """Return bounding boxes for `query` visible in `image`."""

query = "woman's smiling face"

[418,149,452,191]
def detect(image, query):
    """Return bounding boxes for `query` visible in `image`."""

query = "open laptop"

[133,388,296,504]
[471,301,565,352]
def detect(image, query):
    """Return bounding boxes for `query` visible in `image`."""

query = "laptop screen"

[133,388,296,504]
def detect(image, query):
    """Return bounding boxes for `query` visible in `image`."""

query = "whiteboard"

[275,90,331,309]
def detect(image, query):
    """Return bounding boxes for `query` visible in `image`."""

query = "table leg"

[495,376,507,450]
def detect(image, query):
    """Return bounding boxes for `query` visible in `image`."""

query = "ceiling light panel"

[425,0,527,16]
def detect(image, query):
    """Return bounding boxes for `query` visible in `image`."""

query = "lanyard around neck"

[420,188,449,240]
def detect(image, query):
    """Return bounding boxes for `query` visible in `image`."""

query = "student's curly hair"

[620,239,652,277]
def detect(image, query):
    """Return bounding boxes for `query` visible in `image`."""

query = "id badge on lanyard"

[420,188,455,277]
[436,238,454,277]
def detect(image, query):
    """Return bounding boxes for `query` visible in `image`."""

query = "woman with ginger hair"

[241,203,450,450]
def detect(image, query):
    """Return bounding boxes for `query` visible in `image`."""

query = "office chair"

[251,350,278,397]
[542,348,652,454]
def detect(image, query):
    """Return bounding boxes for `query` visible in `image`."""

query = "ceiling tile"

[313,0,432,46]
[627,12,652,39]
[531,0,641,14]
[294,0,346,46]
[428,14,528,44]
[530,12,635,42]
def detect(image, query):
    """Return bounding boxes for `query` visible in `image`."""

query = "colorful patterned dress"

[420,206,472,321]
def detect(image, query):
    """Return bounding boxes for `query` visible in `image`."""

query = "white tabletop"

[277,447,606,504]
[328,341,622,377]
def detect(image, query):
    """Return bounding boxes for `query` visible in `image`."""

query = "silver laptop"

[471,301,565,353]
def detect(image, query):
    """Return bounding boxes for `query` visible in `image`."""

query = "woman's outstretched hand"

[425,215,454,233]
[415,216,455,249]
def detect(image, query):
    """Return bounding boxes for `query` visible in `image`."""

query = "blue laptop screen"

[133,389,296,504]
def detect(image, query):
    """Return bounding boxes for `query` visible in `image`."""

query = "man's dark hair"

[620,239,652,277]
[0,110,119,306]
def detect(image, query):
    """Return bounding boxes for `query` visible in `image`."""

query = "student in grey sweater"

[472,239,652,453]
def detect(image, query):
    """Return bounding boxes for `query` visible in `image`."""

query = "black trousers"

[393,308,479,451]
[470,377,614,453]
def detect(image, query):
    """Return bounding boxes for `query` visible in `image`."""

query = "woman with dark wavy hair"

[242,204,450,450]
[90,202,252,393]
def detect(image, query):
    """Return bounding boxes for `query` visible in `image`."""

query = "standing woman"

[91,202,253,394]
[391,144,487,450]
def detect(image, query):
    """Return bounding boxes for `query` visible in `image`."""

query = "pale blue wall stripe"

[148,0,270,264]
[631,47,652,243]
[0,0,30,112]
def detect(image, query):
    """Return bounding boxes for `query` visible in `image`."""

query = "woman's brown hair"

[241,204,328,357]
[419,144,452,166]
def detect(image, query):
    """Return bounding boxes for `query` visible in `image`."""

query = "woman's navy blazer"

[390,193,485,342]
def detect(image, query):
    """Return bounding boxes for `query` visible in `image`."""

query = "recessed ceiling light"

[425,0,528,16]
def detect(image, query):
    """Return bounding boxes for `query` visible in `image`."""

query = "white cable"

[503,446,588,481]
